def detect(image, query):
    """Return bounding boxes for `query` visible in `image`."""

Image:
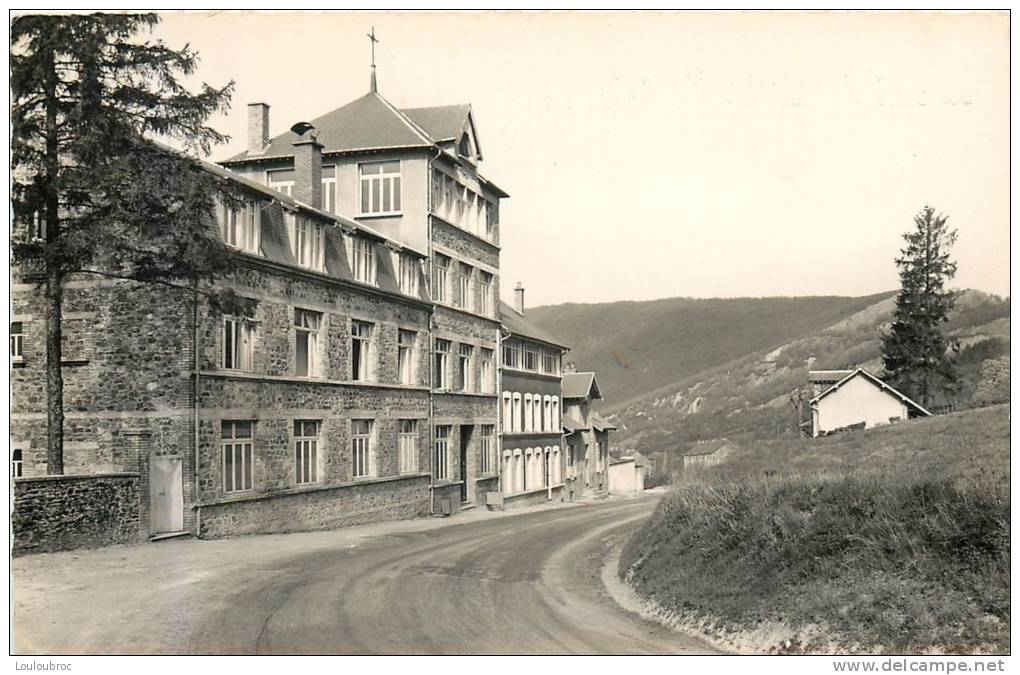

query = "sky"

[151,11,1010,307]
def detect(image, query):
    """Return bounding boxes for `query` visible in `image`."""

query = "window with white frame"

[359,161,401,215]
[222,421,254,493]
[351,320,373,381]
[398,419,418,474]
[293,419,320,485]
[486,199,498,239]
[267,168,294,197]
[433,254,450,303]
[502,339,521,370]
[456,344,473,392]
[544,396,553,432]
[534,396,543,433]
[524,345,539,371]
[11,322,23,363]
[223,318,255,371]
[552,397,560,431]
[11,446,23,478]
[502,392,512,433]
[351,419,374,478]
[288,214,325,271]
[294,308,322,377]
[455,262,472,310]
[542,349,559,375]
[348,236,376,285]
[398,253,419,296]
[220,200,261,255]
[321,165,337,213]
[434,425,451,481]
[477,271,493,316]
[434,339,451,390]
[479,348,493,393]
[397,330,416,385]
[524,394,534,432]
[479,425,494,475]
[512,393,522,433]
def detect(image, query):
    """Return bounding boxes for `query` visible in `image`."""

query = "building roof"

[562,372,603,400]
[682,439,735,457]
[809,369,855,383]
[561,413,588,433]
[402,104,472,142]
[591,412,617,432]
[499,300,569,350]
[220,91,508,198]
[808,368,932,416]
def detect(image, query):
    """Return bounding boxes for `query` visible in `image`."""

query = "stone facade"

[12,473,142,555]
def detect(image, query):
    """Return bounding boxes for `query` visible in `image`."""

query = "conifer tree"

[881,205,960,407]
[11,13,247,474]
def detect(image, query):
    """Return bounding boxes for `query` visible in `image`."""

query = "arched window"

[543,395,553,432]
[552,445,561,484]
[512,393,522,433]
[524,394,533,432]
[503,450,514,495]
[535,397,543,432]
[552,397,560,431]
[502,392,512,433]
[515,449,525,492]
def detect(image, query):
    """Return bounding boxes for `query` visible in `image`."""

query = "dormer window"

[359,161,401,216]
[287,213,324,272]
[397,253,419,296]
[347,236,377,286]
[220,200,261,255]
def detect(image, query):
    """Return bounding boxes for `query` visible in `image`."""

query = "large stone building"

[12,76,510,538]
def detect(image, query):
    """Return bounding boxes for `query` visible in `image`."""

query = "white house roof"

[808,368,932,417]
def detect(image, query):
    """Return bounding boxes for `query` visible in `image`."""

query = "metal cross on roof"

[367,27,380,92]
[367,27,379,68]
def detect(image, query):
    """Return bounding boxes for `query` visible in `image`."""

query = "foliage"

[881,206,960,407]
[620,406,1010,654]
[972,357,1010,407]
[11,13,244,471]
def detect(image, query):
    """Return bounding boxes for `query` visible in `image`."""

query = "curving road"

[13,495,718,655]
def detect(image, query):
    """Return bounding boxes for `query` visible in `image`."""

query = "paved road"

[13,496,717,655]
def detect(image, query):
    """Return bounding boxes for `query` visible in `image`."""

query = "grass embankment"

[619,405,1010,654]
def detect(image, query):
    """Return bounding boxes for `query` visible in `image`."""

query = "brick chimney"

[291,123,323,209]
[247,103,270,156]
[564,361,576,374]
[514,282,525,315]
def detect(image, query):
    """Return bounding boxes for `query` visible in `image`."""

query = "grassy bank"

[619,405,1010,654]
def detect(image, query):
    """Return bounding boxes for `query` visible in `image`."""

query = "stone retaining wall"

[13,473,142,556]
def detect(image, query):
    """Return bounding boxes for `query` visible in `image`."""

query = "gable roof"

[561,413,588,433]
[562,372,602,400]
[591,412,617,432]
[402,104,472,143]
[224,92,433,163]
[499,300,569,350]
[809,368,932,416]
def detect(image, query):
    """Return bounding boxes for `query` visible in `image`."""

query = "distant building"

[562,369,616,498]
[608,454,646,494]
[809,368,931,437]
[681,439,737,470]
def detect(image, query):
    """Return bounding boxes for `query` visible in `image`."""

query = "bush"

[620,406,1010,654]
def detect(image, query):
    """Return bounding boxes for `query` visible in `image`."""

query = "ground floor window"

[399,419,418,473]
[434,425,451,480]
[479,425,494,475]
[352,419,374,478]
[294,419,320,485]
[222,421,254,493]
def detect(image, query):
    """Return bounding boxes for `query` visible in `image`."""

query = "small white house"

[608,457,645,494]
[809,368,931,437]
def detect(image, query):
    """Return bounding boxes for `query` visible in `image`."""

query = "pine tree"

[11,13,249,474]
[881,205,960,407]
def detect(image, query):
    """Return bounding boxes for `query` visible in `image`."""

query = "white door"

[151,456,184,533]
